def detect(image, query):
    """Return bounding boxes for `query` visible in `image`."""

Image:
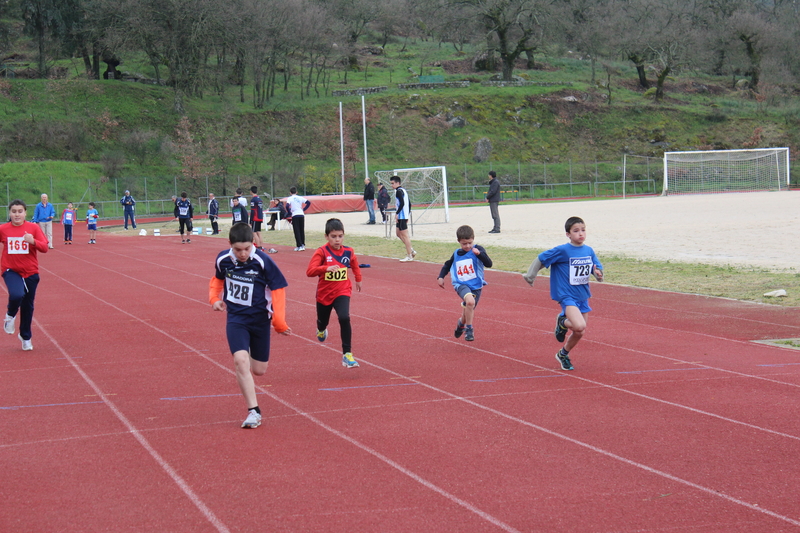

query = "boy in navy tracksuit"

[436,225,493,342]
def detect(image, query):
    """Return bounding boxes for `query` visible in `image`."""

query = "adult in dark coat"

[486,171,501,234]
[363,177,376,224]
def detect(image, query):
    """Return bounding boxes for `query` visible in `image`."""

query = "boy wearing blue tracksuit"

[524,216,604,371]
[436,225,493,342]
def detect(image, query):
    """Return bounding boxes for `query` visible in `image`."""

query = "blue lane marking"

[161,392,267,401]
[1,400,104,410]
[617,367,712,375]
[471,375,565,383]
[757,363,800,368]
[320,383,421,392]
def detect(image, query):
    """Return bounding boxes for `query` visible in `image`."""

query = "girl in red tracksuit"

[1,199,49,351]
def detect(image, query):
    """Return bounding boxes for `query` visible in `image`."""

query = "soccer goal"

[662,148,790,195]
[374,166,450,224]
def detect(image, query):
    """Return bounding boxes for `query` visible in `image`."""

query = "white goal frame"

[374,166,450,224]
[662,148,790,195]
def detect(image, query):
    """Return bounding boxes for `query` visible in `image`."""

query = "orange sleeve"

[271,288,289,333]
[209,276,224,305]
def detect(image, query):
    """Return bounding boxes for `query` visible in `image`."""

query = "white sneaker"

[19,334,32,351]
[399,255,413,262]
[3,314,14,335]
[293,247,300,251]
[241,409,262,429]
[411,249,417,258]
[298,246,305,251]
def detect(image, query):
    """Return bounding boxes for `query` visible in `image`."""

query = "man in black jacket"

[363,177,376,224]
[486,171,501,234]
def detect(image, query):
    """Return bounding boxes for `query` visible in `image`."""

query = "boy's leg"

[233,350,262,408]
[292,217,303,247]
[332,296,352,353]
[462,293,476,326]
[396,228,413,257]
[3,270,25,319]
[563,307,587,352]
[316,301,334,340]
[17,274,40,341]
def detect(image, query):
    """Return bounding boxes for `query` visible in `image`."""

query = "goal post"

[662,148,790,195]
[374,166,450,224]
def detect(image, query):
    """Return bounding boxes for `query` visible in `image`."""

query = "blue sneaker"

[454,320,465,338]
[342,353,359,368]
[465,326,474,342]
[556,350,574,371]
[316,329,328,342]
[554,314,568,343]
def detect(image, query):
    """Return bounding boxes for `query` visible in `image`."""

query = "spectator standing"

[363,177,376,224]
[286,187,311,251]
[249,186,264,249]
[390,176,416,262]
[32,194,55,249]
[120,190,137,230]
[486,171,501,234]
[377,183,390,223]
[208,193,219,235]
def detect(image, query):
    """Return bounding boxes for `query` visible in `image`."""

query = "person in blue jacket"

[120,190,137,229]
[32,193,55,249]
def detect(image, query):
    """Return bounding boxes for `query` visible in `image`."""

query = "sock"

[466,325,473,330]
[249,406,261,415]
[559,348,569,356]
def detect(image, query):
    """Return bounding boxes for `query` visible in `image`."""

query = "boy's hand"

[326,265,340,272]
[437,277,445,288]
[471,245,480,255]
[355,281,362,292]
[278,327,292,335]
[22,232,34,244]
[212,301,226,312]
[594,267,604,282]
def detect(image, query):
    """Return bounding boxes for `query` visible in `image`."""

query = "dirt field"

[304,191,800,272]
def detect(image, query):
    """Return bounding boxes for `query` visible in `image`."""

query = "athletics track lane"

[1,226,800,532]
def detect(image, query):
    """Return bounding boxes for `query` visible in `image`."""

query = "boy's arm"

[437,256,454,288]
[31,224,49,252]
[350,254,362,292]
[302,200,311,212]
[305,248,328,277]
[523,258,544,286]
[271,288,290,334]
[209,276,225,308]
[474,245,493,268]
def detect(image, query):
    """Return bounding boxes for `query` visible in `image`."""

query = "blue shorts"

[456,285,482,308]
[87,223,97,230]
[226,318,272,362]
[559,298,592,314]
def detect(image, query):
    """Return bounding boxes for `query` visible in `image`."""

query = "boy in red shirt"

[306,218,363,368]
[2,200,49,350]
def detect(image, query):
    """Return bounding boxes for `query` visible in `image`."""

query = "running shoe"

[555,350,573,371]
[186,238,191,244]
[399,255,413,262]
[554,314,568,343]
[454,320,465,338]
[19,334,32,351]
[342,352,360,368]
[4,314,15,335]
[298,246,305,251]
[241,409,262,429]
[465,327,474,342]
[411,249,417,258]
[316,329,328,342]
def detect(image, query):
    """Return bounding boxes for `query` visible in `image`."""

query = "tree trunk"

[628,53,649,89]
[655,66,670,101]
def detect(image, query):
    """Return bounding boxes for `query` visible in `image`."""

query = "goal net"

[374,166,450,224]
[662,148,790,195]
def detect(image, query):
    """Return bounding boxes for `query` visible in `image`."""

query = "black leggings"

[179,218,192,235]
[316,296,351,354]
[292,215,305,247]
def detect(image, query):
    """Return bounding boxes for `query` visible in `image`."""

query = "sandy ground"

[299,191,800,272]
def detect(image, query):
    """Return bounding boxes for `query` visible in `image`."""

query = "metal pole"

[339,102,345,194]
[623,154,627,199]
[362,95,369,187]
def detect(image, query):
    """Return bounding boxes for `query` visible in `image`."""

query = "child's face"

[458,238,474,252]
[326,230,344,249]
[67,203,73,209]
[231,241,253,262]
[567,223,586,245]
[9,205,26,225]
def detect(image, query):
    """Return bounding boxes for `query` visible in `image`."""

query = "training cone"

[139,229,147,236]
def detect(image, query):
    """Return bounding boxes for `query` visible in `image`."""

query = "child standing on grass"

[306,218,362,368]
[524,216,603,371]
[2,199,49,351]
[436,225,493,342]
[86,202,99,244]
[61,202,77,244]
[209,222,292,429]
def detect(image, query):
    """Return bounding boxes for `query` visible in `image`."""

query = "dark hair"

[8,199,26,210]
[456,225,474,241]
[488,170,496,178]
[229,222,253,244]
[290,186,297,194]
[325,218,344,235]
[390,175,401,184]
[250,185,258,194]
[565,216,585,232]
[236,188,243,195]
[88,202,95,207]
[180,191,187,199]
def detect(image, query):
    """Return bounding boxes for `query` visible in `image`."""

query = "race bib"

[232,210,242,222]
[179,206,189,216]
[65,212,73,223]
[226,272,255,307]
[569,257,593,285]
[455,258,477,282]
[324,268,348,282]
[6,236,29,255]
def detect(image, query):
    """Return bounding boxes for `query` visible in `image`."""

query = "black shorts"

[396,219,408,231]
[457,286,482,308]
[251,220,262,232]
[226,318,272,362]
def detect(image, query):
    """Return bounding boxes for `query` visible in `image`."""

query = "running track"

[2,225,800,532]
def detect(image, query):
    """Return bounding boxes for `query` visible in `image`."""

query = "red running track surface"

[2,224,800,532]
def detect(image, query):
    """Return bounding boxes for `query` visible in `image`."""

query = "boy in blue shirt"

[524,216,603,371]
[437,225,493,342]
[85,202,99,244]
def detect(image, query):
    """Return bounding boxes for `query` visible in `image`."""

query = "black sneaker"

[465,327,474,341]
[454,321,465,338]
[556,351,574,371]
[554,314,568,342]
